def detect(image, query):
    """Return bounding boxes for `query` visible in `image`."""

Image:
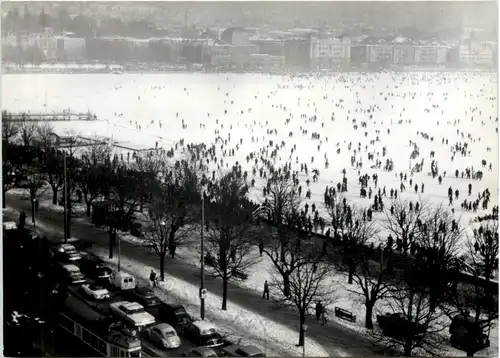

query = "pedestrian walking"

[19,211,26,229]
[150,270,157,288]
[315,301,323,322]
[258,241,264,257]
[262,280,270,300]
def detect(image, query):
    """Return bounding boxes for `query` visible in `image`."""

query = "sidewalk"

[5,193,380,357]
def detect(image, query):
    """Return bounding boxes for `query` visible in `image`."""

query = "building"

[248,54,286,70]
[250,38,284,56]
[55,36,86,61]
[310,36,351,69]
[283,37,311,69]
[210,43,259,68]
[459,39,496,66]
[392,44,416,65]
[220,27,251,46]
[414,44,448,65]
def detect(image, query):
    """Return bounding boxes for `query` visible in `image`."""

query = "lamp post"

[200,185,206,320]
[63,155,69,241]
[302,324,308,358]
[117,230,121,272]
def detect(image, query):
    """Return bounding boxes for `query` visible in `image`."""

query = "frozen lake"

[3,72,498,246]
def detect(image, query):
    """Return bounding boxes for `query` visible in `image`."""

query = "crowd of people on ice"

[104,73,497,253]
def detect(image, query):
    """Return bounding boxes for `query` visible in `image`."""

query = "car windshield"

[140,290,154,298]
[163,330,176,338]
[202,328,216,335]
[92,285,104,290]
[125,307,145,314]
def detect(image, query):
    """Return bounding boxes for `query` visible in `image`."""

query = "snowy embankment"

[3,204,333,357]
[90,246,334,357]
[118,231,498,357]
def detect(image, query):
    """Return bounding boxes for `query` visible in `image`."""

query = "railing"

[3,112,98,122]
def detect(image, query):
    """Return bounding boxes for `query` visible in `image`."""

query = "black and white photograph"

[1,1,498,357]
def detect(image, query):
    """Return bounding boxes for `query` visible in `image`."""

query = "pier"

[2,111,98,122]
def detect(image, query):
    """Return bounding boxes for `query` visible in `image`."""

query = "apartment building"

[310,36,351,69]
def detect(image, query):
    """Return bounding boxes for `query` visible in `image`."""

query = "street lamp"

[302,324,308,358]
[200,185,207,320]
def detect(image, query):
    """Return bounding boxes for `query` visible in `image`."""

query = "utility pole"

[118,234,121,272]
[63,155,68,241]
[200,189,205,320]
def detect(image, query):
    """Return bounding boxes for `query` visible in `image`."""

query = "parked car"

[78,254,113,281]
[54,263,86,285]
[146,323,181,349]
[183,321,224,348]
[220,345,266,357]
[3,221,17,230]
[53,244,82,262]
[129,286,161,307]
[81,283,111,300]
[157,303,193,330]
[181,347,218,357]
[57,237,92,251]
[109,301,155,329]
[377,313,425,341]
[111,272,136,291]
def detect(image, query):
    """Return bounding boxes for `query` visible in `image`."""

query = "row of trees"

[3,116,498,356]
[260,172,498,356]
[2,5,169,38]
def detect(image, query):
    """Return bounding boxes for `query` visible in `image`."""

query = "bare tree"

[261,219,309,298]
[444,218,498,356]
[133,150,169,212]
[262,173,302,263]
[35,123,66,205]
[270,249,336,347]
[378,280,448,356]
[348,247,392,329]
[325,193,351,238]
[326,199,380,284]
[19,120,38,147]
[77,139,113,216]
[205,171,259,310]
[2,112,19,144]
[24,173,48,228]
[2,160,17,208]
[375,206,463,356]
[382,199,430,255]
[142,160,199,281]
[103,164,142,259]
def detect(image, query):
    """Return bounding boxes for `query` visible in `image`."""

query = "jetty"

[3,111,98,122]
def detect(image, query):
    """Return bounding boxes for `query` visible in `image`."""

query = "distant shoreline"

[2,65,496,75]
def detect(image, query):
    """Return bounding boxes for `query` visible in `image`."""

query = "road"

[5,193,382,357]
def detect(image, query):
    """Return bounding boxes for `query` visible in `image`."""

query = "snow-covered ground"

[117,230,498,357]
[3,72,497,251]
[89,245,336,357]
[3,72,498,355]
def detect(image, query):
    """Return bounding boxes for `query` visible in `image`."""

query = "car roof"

[193,320,216,331]
[238,345,263,355]
[154,323,175,331]
[62,264,80,272]
[115,272,134,279]
[193,346,216,354]
[120,302,144,310]
[136,286,153,293]
[58,244,76,250]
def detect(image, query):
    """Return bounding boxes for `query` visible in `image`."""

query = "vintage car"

[109,301,155,328]
[145,323,181,349]
[183,321,223,348]
[81,283,111,300]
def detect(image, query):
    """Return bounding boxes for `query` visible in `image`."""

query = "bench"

[335,307,356,323]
